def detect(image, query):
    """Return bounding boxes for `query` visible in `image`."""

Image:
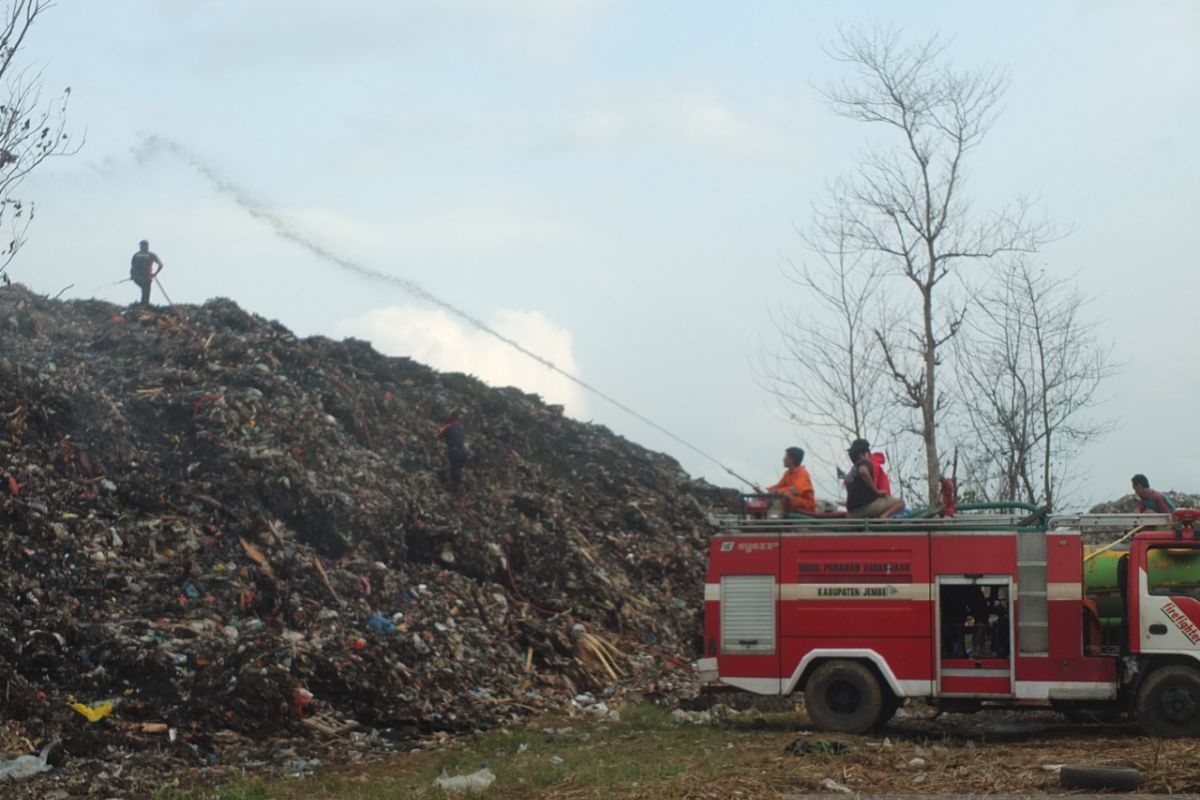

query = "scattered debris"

[786,736,849,756]
[0,286,732,795]
[433,766,496,793]
[1059,764,1144,791]
[817,776,853,793]
[0,742,54,782]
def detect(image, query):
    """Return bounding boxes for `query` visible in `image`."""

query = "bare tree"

[822,27,1053,504]
[0,1,77,280]
[758,193,891,448]
[955,257,1115,509]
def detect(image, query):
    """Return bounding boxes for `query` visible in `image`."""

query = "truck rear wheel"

[877,692,902,727]
[1137,665,1200,737]
[804,660,883,734]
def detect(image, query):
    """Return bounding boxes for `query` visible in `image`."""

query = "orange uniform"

[767,465,815,514]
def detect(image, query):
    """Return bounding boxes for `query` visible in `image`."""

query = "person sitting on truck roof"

[754,446,815,514]
[870,450,892,495]
[840,441,892,496]
[1132,474,1176,514]
[845,439,905,518]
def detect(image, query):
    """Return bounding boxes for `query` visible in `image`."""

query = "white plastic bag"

[0,741,54,782]
[433,766,496,793]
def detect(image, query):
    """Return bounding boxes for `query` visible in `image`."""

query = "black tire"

[1059,765,1143,791]
[1138,665,1200,737]
[876,693,902,727]
[804,660,883,734]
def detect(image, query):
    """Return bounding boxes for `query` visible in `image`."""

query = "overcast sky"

[13,1,1200,509]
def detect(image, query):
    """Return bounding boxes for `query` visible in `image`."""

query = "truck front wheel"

[804,660,883,734]
[1137,666,1200,738]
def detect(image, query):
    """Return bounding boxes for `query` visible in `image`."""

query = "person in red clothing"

[755,446,815,514]
[870,450,892,495]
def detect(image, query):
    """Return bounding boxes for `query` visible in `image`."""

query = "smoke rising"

[136,135,736,478]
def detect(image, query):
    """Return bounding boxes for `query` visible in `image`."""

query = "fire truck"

[698,503,1200,737]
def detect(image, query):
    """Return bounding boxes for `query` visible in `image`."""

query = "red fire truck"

[698,505,1200,736]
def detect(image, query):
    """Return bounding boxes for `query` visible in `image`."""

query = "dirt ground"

[122,704,1200,799]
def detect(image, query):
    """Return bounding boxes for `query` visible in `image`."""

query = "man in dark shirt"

[130,239,164,306]
[437,410,468,488]
[845,438,904,518]
[1132,474,1176,514]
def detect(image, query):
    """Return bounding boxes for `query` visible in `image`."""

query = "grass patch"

[164,703,811,800]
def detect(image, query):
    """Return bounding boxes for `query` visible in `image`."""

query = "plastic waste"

[281,756,320,776]
[433,766,496,793]
[70,700,114,722]
[0,741,55,782]
[818,777,853,794]
[366,614,396,635]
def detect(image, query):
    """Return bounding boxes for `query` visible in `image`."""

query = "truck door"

[935,575,1014,696]
[1136,543,1200,653]
[712,537,781,694]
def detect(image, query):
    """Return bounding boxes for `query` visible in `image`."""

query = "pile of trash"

[1090,492,1200,514]
[0,285,733,791]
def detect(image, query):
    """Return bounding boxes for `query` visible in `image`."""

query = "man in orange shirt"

[756,446,815,514]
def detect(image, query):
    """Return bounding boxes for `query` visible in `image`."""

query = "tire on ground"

[1137,665,1200,738]
[804,660,883,735]
[876,692,902,727]
[1059,765,1143,791]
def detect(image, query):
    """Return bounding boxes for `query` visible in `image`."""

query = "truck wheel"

[804,661,883,734]
[1137,665,1200,737]
[876,693,902,727]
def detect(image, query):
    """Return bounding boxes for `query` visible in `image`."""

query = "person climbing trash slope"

[437,409,469,488]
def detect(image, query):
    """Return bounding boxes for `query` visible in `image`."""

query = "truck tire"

[804,660,883,734]
[1137,665,1200,738]
[876,693,902,727]
[1059,765,1143,791]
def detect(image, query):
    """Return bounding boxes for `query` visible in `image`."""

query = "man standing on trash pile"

[754,446,814,514]
[437,409,468,488]
[130,239,164,306]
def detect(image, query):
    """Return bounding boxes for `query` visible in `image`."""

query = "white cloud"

[335,306,589,416]
[571,95,802,162]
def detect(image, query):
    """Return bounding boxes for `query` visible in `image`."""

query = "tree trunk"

[922,287,940,506]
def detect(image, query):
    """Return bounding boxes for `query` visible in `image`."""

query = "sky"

[10,0,1200,510]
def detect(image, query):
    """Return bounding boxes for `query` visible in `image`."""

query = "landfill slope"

[0,285,728,768]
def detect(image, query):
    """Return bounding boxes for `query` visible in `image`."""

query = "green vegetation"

[156,705,810,800]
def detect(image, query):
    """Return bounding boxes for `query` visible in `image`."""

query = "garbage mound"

[1089,492,1200,514]
[0,285,731,786]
